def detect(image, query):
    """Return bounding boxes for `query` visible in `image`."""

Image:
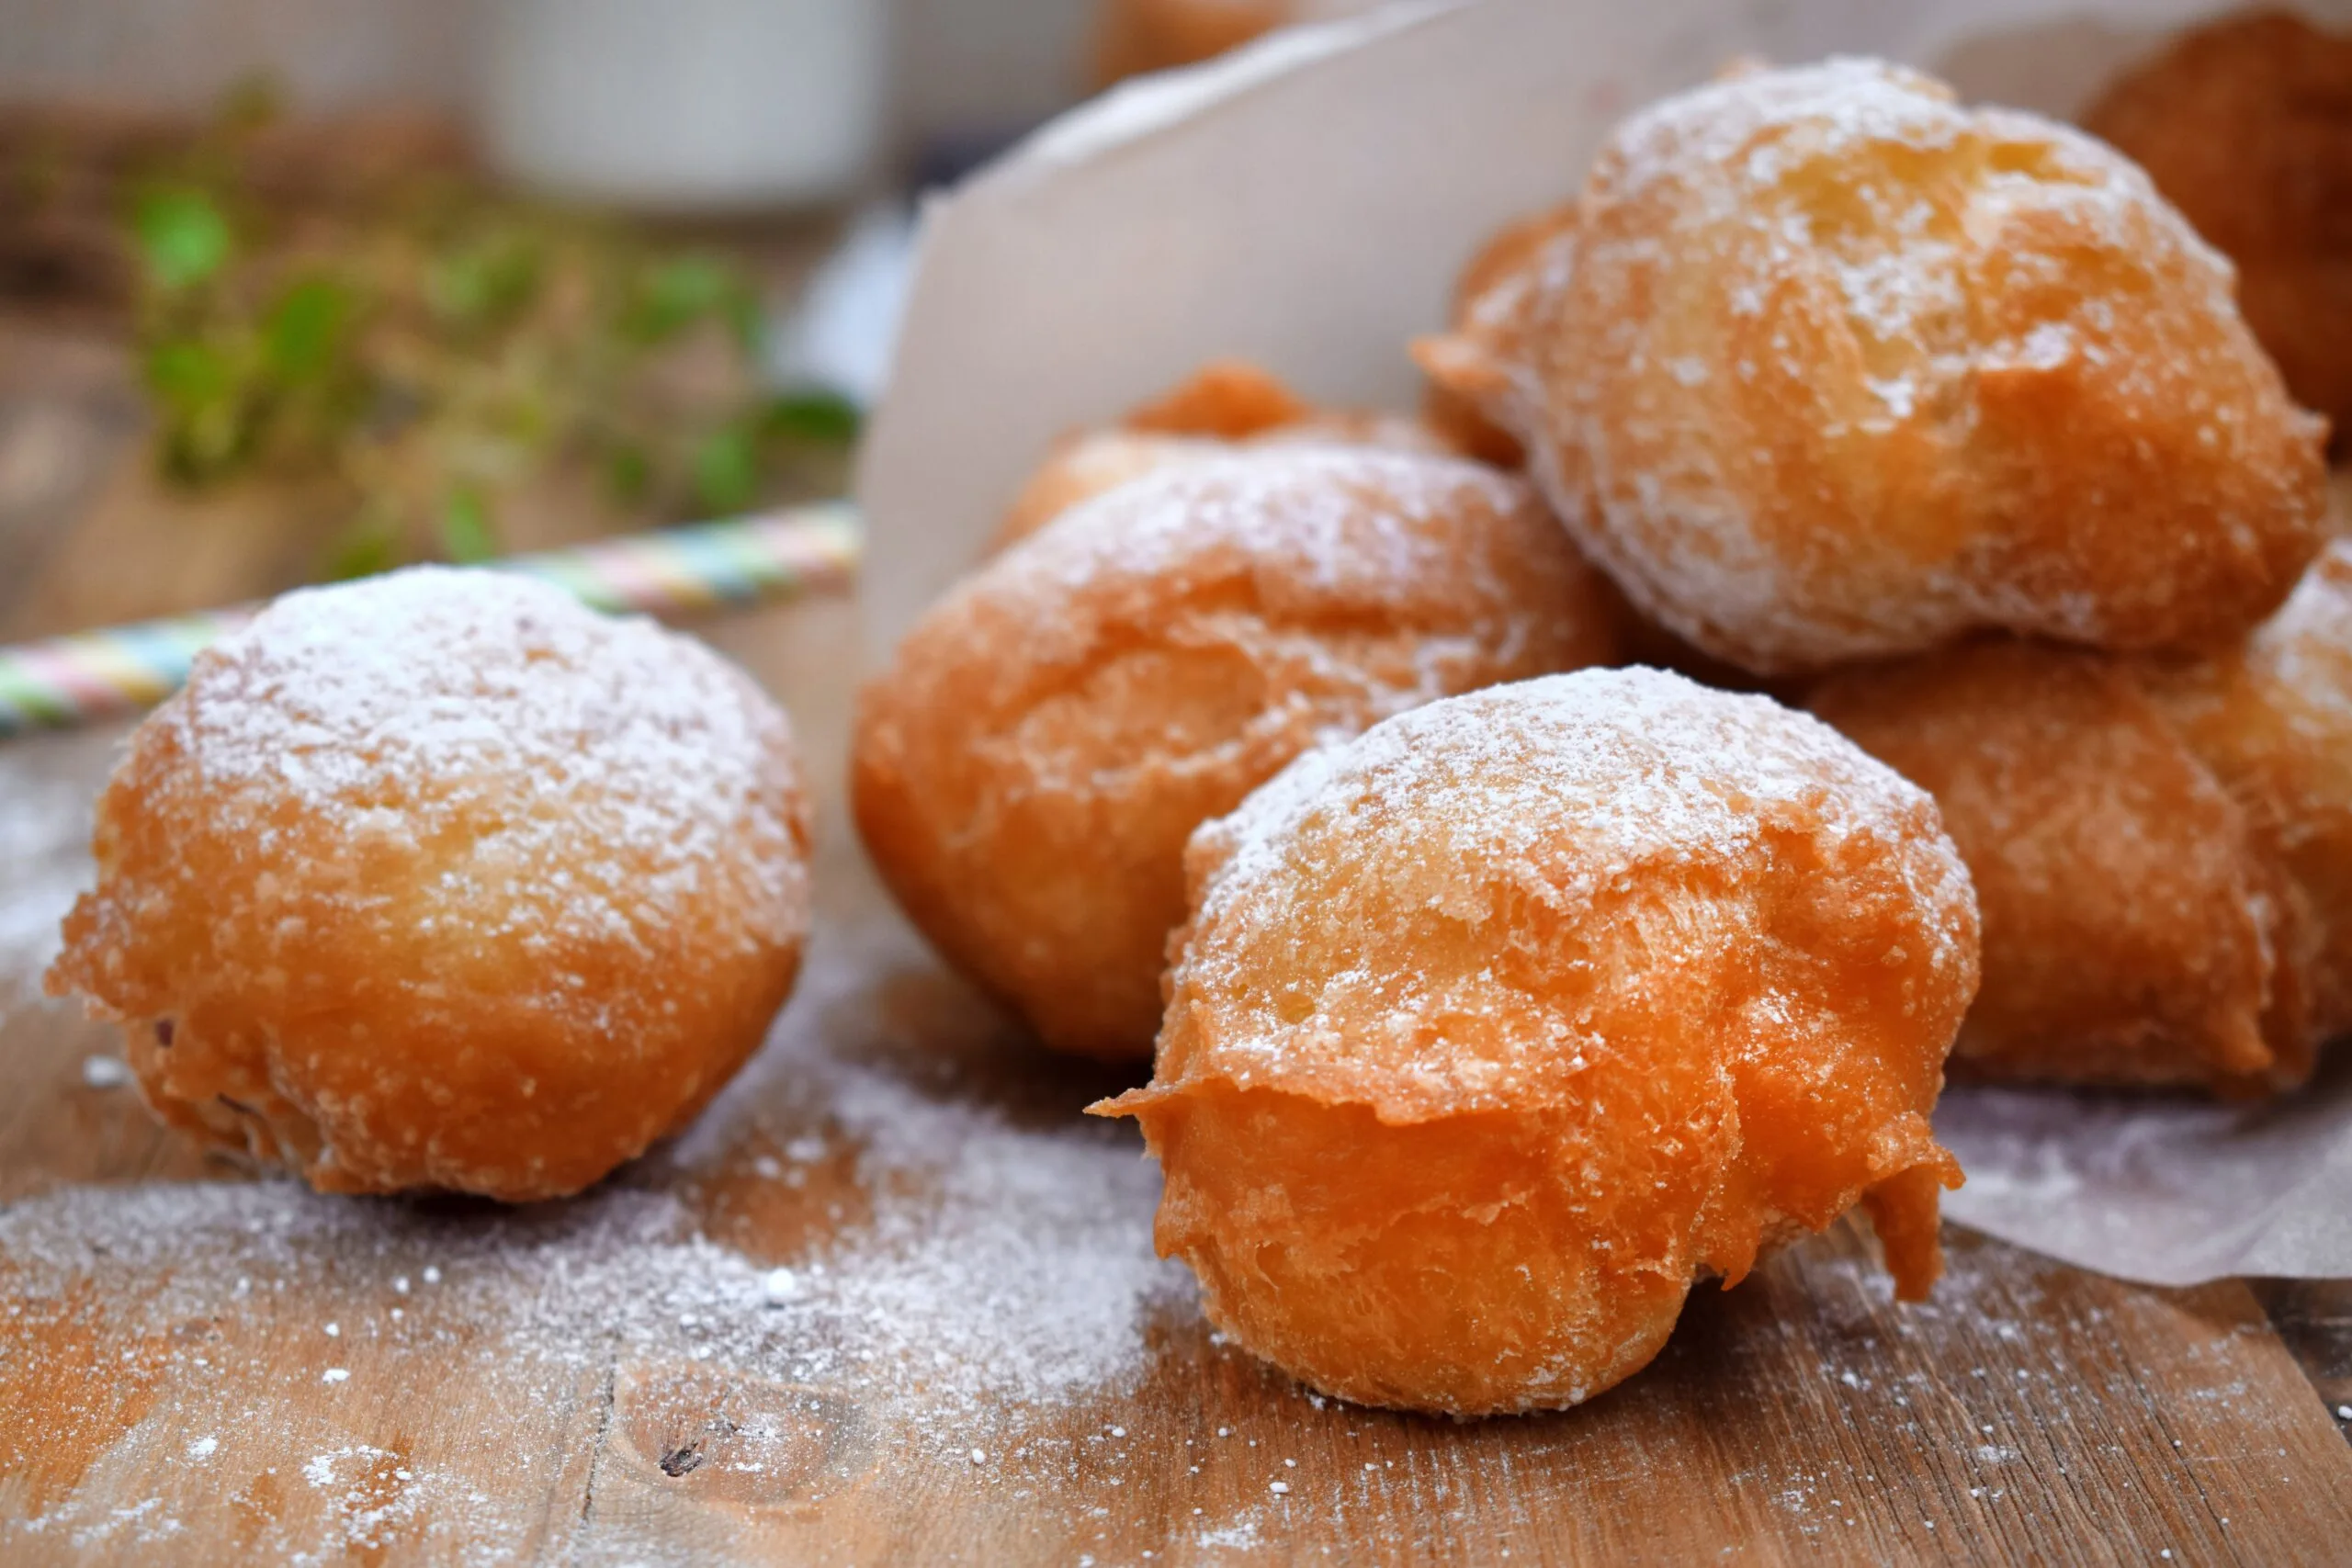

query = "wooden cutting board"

[3,590,2350,1567]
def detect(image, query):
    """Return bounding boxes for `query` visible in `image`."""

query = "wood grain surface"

[2,321,2351,1568]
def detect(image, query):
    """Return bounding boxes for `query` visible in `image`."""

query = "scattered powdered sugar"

[678,912,1193,1408]
[302,1445,386,1489]
[1193,1517,1264,1551]
[3,1094,1179,1416]
[78,1054,130,1089]
[277,1443,479,1567]
[0,901,1192,1555]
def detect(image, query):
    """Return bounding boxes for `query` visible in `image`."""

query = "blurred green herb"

[628,254,760,349]
[439,486,499,563]
[110,85,860,575]
[131,186,233,290]
[763,389,863,446]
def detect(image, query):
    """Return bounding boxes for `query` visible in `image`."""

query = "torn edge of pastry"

[1412,205,1580,469]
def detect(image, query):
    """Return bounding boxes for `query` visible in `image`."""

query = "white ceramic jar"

[476,0,888,211]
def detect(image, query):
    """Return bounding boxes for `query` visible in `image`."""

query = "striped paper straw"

[0,502,860,738]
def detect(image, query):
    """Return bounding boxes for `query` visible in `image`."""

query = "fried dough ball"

[2085,11,2352,439]
[1814,544,2352,1095]
[993,359,1458,550]
[1812,641,2318,1095]
[1417,57,2329,675]
[854,446,1625,1062]
[2146,538,2352,1043]
[1094,669,1976,1415]
[45,569,812,1201]
[1092,0,1290,86]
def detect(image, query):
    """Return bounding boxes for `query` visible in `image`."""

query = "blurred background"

[0,0,1373,638]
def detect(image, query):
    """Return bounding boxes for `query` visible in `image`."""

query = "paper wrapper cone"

[853,0,2352,1285]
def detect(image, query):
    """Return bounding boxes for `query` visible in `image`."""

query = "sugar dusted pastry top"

[147,567,805,959]
[994,358,1460,552]
[1161,666,1979,1122]
[1419,56,2329,675]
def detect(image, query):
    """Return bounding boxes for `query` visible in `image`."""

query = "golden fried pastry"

[2085,11,2352,440]
[1122,356,1315,437]
[1418,380,1523,471]
[1814,542,2352,1097]
[2146,538,2352,1043]
[1812,641,2317,1095]
[1095,669,1976,1415]
[855,446,1624,1062]
[46,568,812,1201]
[1418,57,2330,675]
[993,360,1458,551]
[998,429,1227,548]
[1092,0,1290,87]
[1418,205,1578,469]
[1124,356,1452,459]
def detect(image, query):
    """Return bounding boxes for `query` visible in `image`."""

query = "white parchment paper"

[1936,1065,2352,1285]
[855,0,2352,1283]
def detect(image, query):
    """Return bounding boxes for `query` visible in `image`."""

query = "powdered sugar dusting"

[1201,666,1957,914]
[2254,538,2352,725]
[1018,444,1543,613]
[5,915,1187,1376]
[154,566,800,945]
[0,891,1194,1556]
[1597,56,2193,371]
[910,440,1611,801]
